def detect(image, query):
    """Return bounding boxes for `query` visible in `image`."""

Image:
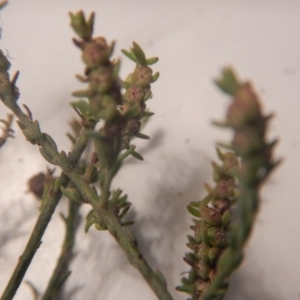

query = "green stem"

[0,126,91,300]
[0,56,172,300]
[55,154,173,300]
[41,200,81,300]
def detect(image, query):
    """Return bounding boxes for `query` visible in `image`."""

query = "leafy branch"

[177,68,280,300]
[0,10,172,300]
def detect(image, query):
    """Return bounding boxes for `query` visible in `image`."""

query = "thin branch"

[41,200,81,300]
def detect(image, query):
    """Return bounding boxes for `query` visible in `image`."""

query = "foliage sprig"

[177,148,239,299]
[0,10,173,300]
[182,68,279,300]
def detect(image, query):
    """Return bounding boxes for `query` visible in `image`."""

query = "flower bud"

[199,206,221,226]
[82,37,109,68]
[124,119,141,137]
[207,227,226,247]
[124,85,144,103]
[213,199,230,214]
[132,65,153,87]
[226,82,261,127]
[215,178,235,198]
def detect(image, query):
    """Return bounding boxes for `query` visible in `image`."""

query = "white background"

[0,1,300,299]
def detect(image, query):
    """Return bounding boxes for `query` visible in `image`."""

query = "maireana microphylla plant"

[0,3,279,300]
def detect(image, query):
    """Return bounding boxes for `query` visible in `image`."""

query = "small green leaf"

[146,57,159,65]
[86,11,95,38]
[131,150,144,161]
[118,205,131,219]
[85,209,96,232]
[187,205,201,218]
[175,285,193,294]
[135,132,150,140]
[215,68,240,96]
[113,59,121,79]
[121,80,132,89]
[142,111,154,118]
[132,42,146,64]
[39,148,57,165]
[189,201,200,208]
[60,186,82,203]
[85,217,96,233]
[211,120,232,128]
[72,89,94,98]
[71,100,91,116]
[75,74,88,82]
[108,41,115,58]
[111,189,123,203]
[216,147,225,161]
[221,209,231,227]
[187,235,197,245]
[181,277,193,286]
[151,72,160,83]
[42,133,58,152]
[143,90,152,101]
[115,195,128,208]
[121,49,138,63]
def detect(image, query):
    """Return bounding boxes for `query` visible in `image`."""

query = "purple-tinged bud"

[213,199,230,214]
[124,119,141,137]
[207,226,226,247]
[132,65,153,87]
[215,177,235,198]
[82,37,110,68]
[124,85,145,103]
[226,82,261,127]
[200,206,222,226]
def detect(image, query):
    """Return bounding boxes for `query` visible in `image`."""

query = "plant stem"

[41,200,81,300]
[0,127,91,300]
[0,49,172,300]
[54,155,173,300]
